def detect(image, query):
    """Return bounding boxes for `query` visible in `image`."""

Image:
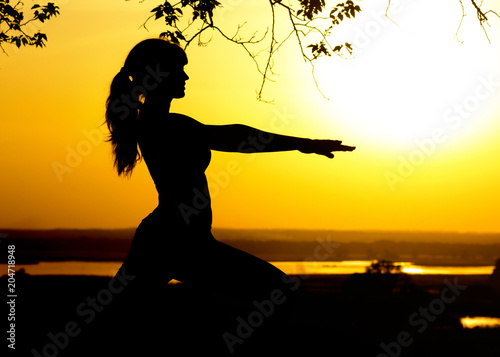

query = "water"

[11,260,499,330]
[460,316,500,329]
[12,260,495,277]
[272,261,494,275]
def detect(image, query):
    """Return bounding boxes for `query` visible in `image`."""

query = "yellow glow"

[1,0,500,233]
[402,267,423,274]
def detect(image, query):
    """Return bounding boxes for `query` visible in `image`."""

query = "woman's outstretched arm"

[205,124,355,158]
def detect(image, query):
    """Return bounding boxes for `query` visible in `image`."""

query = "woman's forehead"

[160,46,187,65]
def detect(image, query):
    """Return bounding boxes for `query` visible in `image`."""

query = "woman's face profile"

[155,60,189,100]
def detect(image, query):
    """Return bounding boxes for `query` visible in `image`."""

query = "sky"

[1,0,500,232]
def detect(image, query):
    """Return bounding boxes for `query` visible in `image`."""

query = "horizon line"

[1,227,500,235]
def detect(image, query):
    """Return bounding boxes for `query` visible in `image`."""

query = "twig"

[456,0,466,43]
[384,0,401,28]
[255,0,277,102]
[471,0,491,43]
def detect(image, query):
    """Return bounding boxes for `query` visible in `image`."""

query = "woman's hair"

[105,38,187,176]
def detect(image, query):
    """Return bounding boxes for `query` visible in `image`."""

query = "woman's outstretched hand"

[299,139,356,158]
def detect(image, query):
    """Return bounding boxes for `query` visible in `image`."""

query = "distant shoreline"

[1,228,499,266]
[2,227,500,243]
[12,257,499,267]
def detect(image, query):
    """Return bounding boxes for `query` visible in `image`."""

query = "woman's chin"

[173,91,186,99]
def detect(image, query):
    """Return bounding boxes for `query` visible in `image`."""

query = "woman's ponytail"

[105,68,142,176]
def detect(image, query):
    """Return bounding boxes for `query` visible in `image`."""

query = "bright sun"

[311,0,497,149]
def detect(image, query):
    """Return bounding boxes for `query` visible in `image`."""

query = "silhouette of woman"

[104,38,355,355]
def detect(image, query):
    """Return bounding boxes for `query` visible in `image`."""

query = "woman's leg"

[173,239,297,355]
[112,221,296,355]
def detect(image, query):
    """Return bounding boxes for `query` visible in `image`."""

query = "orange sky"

[1,0,500,232]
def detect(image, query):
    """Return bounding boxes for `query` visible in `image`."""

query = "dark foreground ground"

[4,272,500,357]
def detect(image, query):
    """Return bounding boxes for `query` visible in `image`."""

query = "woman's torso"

[121,113,214,276]
[138,113,213,231]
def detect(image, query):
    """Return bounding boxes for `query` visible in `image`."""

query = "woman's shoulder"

[168,113,204,128]
[138,113,206,141]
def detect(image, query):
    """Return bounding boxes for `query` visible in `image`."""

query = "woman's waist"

[146,202,212,229]
[157,186,211,206]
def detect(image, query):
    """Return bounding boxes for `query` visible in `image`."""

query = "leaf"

[175,30,186,41]
[345,42,353,54]
[299,0,326,21]
[44,3,60,17]
[155,10,164,20]
[307,43,318,51]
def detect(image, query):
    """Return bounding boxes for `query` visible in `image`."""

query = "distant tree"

[365,259,402,275]
[0,1,60,54]
[343,259,412,299]
[341,259,426,338]
[141,0,500,101]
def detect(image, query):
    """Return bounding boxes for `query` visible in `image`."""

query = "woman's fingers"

[335,144,356,152]
[321,141,355,152]
[320,141,355,158]
[300,139,355,157]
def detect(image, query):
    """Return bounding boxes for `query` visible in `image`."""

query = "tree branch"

[138,0,498,102]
